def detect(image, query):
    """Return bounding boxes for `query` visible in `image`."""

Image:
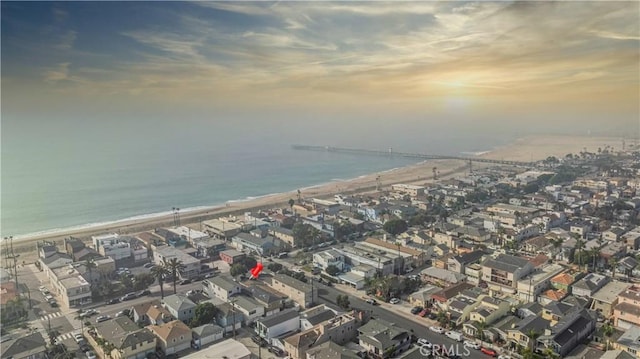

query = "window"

[173,339,176,343]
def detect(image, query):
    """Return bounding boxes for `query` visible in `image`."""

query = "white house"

[313,249,345,271]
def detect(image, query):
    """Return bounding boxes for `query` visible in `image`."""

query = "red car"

[418,309,429,317]
[480,347,497,357]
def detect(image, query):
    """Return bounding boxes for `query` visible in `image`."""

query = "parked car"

[417,338,432,348]
[497,355,511,359]
[418,309,429,317]
[464,341,481,350]
[121,292,137,301]
[269,346,285,356]
[74,333,85,344]
[115,309,129,318]
[86,351,97,359]
[429,326,445,334]
[365,298,378,305]
[410,306,423,314]
[427,312,437,320]
[143,263,155,268]
[96,315,110,323]
[107,298,120,305]
[204,272,215,279]
[180,279,192,285]
[389,297,401,304]
[481,347,498,357]
[138,289,151,296]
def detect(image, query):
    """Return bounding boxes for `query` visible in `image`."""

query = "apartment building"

[269,274,317,309]
[615,286,640,329]
[283,313,357,359]
[357,318,411,359]
[481,254,534,294]
[153,245,200,279]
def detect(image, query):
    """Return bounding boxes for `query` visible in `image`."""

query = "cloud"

[43,62,71,82]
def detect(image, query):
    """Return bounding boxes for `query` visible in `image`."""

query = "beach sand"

[4,134,622,262]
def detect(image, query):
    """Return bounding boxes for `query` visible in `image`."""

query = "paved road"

[315,281,491,359]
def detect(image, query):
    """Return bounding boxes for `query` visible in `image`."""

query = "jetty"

[291,145,535,167]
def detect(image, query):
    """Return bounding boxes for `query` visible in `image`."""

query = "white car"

[498,356,511,359]
[73,333,85,344]
[389,298,401,304]
[86,351,97,359]
[417,338,432,348]
[39,286,48,292]
[464,341,480,350]
[96,315,110,323]
[429,326,445,334]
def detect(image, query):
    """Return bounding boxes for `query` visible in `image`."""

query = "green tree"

[288,198,295,212]
[190,302,219,327]
[603,323,614,350]
[526,329,540,351]
[151,264,169,299]
[85,258,97,291]
[292,223,316,247]
[336,295,350,309]
[230,263,247,278]
[267,263,283,272]
[325,265,340,276]
[383,219,408,236]
[163,258,186,294]
[243,257,258,272]
[133,273,155,291]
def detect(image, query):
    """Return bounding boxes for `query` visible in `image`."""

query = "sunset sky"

[2,1,639,128]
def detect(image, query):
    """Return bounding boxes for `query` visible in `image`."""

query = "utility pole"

[230,298,237,339]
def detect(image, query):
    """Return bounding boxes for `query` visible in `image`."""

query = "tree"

[603,323,614,350]
[206,246,218,258]
[325,265,340,276]
[85,258,97,291]
[133,273,155,291]
[293,223,316,247]
[336,295,350,309]
[190,302,219,327]
[383,219,408,236]
[526,329,540,351]
[243,257,258,272]
[230,263,247,278]
[267,263,283,272]
[288,198,295,212]
[151,264,169,299]
[163,258,186,294]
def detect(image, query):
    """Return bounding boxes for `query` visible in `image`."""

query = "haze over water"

[2,1,638,236]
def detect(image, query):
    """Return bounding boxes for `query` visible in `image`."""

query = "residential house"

[255,308,300,343]
[192,237,226,258]
[300,305,337,330]
[153,245,200,279]
[420,267,466,287]
[132,300,173,325]
[269,274,317,309]
[614,285,640,329]
[590,281,632,316]
[622,230,640,251]
[507,315,551,351]
[600,242,627,267]
[149,320,192,355]
[523,236,551,254]
[516,264,566,302]
[357,318,411,359]
[432,283,475,309]
[284,312,358,359]
[215,302,243,334]
[572,273,610,297]
[614,324,640,357]
[447,251,485,274]
[219,249,246,265]
[202,219,243,239]
[550,273,577,292]
[162,294,196,323]
[232,233,282,256]
[233,295,265,324]
[605,228,628,242]
[49,264,92,308]
[537,309,596,357]
[306,341,360,359]
[1,332,47,359]
[181,339,251,359]
[464,296,511,337]
[481,254,534,294]
[191,323,224,348]
[243,283,286,316]
[408,285,442,308]
[94,316,156,359]
[313,249,345,271]
[203,275,242,301]
[270,227,296,248]
[542,302,579,326]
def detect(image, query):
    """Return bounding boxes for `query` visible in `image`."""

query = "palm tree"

[610,257,619,280]
[85,258,97,290]
[574,239,585,270]
[163,258,186,294]
[603,323,614,350]
[288,198,295,213]
[476,320,488,342]
[151,265,169,299]
[589,247,600,270]
[526,329,541,352]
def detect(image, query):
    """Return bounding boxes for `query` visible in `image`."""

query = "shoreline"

[2,134,622,259]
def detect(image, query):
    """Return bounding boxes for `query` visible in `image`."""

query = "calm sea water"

[1,116,519,237]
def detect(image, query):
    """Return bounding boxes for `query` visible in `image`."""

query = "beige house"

[150,320,192,355]
[283,312,357,359]
[270,274,317,309]
[94,317,156,359]
[614,286,640,330]
[481,254,534,294]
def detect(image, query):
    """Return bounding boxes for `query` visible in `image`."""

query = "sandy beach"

[3,134,622,262]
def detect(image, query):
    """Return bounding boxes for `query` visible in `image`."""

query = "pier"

[291,145,535,167]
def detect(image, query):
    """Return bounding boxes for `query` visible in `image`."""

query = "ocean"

[1,116,519,238]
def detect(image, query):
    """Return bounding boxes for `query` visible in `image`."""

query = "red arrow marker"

[250,262,264,279]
